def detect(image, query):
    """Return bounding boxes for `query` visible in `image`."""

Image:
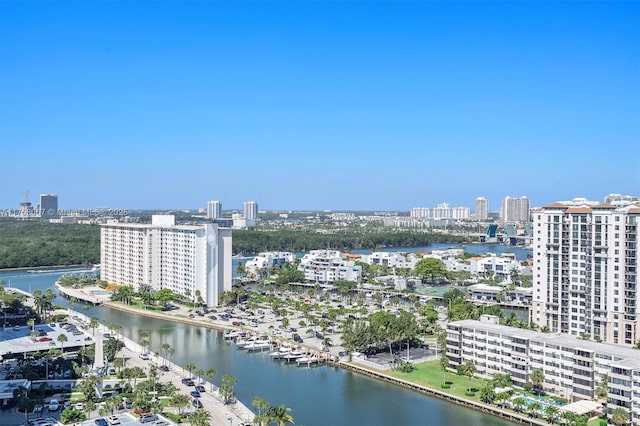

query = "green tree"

[439,354,449,386]
[415,258,448,283]
[462,360,476,393]
[530,368,545,395]
[511,397,526,413]
[170,393,190,415]
[220,374,238,404]
[611,407,629,425]
[265,404,295,426]
[188,409,212,425]
[252,396,270,426]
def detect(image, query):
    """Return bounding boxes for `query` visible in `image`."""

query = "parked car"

[94,419,109,426]
[139,353,150,360]
[139,414,158,424]
[159,365,169,371]
[190,390,201,398]
[192,399,203,409]
[47,399,59,411]
[181,378,195,386]
[195,385,205,392]
[74,402,84,410]
[106,415,121,425]
[33,404,43,413]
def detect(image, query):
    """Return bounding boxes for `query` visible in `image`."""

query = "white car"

[74,402,84,410]
[107,415,121,425]
[47,399,59,411]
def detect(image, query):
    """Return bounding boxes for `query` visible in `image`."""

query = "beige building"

[531,201,640,345]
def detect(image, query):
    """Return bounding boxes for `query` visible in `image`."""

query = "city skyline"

[1,2,638,210]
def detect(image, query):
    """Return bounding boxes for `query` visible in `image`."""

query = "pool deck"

[54,283,112,305]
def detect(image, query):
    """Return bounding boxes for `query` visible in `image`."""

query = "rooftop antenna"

[25,190,30,203]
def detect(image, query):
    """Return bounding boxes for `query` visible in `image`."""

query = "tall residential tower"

[207,200,222,219]
[531,200,639,345]
[243,201,258,220]
[475,197,488,220]
[100,215,232,306]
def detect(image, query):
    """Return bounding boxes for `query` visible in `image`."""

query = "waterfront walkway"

[70,311,255,426]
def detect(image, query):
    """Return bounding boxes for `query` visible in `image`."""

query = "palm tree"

[167,347,175,367]
[220,374,238,404]
[161,343,171,367]
[138,330,150,354]
[511,397,526,413]
[545,405,559,424]
[530,369,545,395]
[611,407,629,425]
[527,401,542,419]
[79,375,99,402]
[439,354,449,386]
[252,396,270,426]
[188,409,212,425]
[495,391,511,409]
[265,404,295,426]
[184,362,196,379]
[195,368,205,385]
[89,316,99,336]
[57,333,68,353]
[204,368,216,392]
[463,360,476,393]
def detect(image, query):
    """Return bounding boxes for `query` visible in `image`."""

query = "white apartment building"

[359,251,419,269]
[243,201,258,220]
[298,250,362,283]
[447,317,640,424]
[500,196,530,222]
[207,200,221,219]
[245,251,296,275]
[475,197,489,221]
[531,201,640,345]
[410,203,471,220]
[100,215,232,306]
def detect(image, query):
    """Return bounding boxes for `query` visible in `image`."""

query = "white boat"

[246,341,271,352]
[283,349,307,362]
[235,337,257,348]
[224,330,243,340]
[296,356,319,365]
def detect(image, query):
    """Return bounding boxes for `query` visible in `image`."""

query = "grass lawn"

[387,360,487,402]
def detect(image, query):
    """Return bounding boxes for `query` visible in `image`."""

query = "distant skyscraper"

[475,197,488,220]
[243,201,258,220]
[500,196,530,222]
[40,194,58,218]
[207,200,221,219]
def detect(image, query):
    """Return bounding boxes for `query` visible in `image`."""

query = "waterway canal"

[1,246,523,425]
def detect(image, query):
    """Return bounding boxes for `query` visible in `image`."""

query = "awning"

[560,400,601,415]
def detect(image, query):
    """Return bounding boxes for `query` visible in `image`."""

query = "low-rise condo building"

[446,317,640,424]
[245,251,296,275]
[298,250,362,284]
[100,215,232,306]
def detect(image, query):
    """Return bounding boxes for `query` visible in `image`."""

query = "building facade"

[298,250,362,283]
[500,196,531,222]
[206,200,221,219]
[410,203,471,220]
[100,215,232,306]
[475,197,489,221]
[245,251,296,275]
[243,201,258,220]
[446,318,640,424]
[531,201,640,345]
[39,194,58,218]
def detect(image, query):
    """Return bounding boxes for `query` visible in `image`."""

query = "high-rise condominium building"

[39,194,58,218]
[500,196,530,222]
[475,197,488,220]
[410,203,470,220]
[100,215,232,306]
[243,201,258,220]
[531,200,640,345]
[207,200,221,219]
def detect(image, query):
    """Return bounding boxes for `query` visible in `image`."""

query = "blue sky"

[1,1,638,211]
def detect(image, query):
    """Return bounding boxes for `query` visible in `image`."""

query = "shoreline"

[0,264,88,272]
[100,300,539,426]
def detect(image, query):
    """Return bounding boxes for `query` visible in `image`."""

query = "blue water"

[0,266,519,426]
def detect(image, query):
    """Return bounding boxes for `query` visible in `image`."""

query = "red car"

[39,337,52,342]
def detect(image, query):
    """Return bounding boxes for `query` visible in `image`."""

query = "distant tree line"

[232,229,470,255]
[0,219,100,269]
